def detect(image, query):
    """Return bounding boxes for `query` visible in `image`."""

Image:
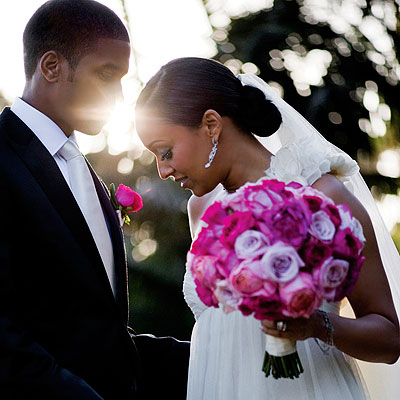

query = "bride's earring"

[205,137,218,168]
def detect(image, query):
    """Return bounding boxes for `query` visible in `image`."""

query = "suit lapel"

[2,108,119,303]
[88,164,129,321]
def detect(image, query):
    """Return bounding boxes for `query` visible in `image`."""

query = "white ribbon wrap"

[265,335,297,357]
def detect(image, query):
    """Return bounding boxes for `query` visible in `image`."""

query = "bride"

[135,57,400,399]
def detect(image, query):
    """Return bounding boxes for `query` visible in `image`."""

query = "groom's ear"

[39,51,64,83]
[202,109,222,142]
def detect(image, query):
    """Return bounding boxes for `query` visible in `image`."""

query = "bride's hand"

[261,311,325,342]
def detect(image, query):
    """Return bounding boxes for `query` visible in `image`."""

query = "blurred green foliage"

[206,0,400,193]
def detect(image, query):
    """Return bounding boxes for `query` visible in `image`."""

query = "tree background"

[92,0,400,340]
[1,0,398,340]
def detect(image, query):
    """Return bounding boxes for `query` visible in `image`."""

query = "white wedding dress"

[182,73,400,400]
[183,135,370,400]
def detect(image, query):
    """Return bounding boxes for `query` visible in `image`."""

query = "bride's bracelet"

[314,310,334,354]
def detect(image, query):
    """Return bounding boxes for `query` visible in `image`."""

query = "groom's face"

[56,38,131,135]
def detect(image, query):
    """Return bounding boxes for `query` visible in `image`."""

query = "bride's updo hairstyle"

[136,57,282,138]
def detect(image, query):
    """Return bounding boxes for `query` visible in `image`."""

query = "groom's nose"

[114,81,124,103]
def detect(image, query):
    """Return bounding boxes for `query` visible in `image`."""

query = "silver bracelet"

[314,310,334,354]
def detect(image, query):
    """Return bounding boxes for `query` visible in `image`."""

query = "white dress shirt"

[11,97,75,188]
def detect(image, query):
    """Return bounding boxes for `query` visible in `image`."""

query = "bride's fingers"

[261,320,291,337]
[261,325,290,338]
[261,319,290,332]
[261,320,275,329]
[261,318,313,341]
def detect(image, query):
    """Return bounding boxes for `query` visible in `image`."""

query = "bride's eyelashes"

[161,149,172,161]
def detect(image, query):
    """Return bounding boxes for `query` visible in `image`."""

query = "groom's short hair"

[23,0,130,80]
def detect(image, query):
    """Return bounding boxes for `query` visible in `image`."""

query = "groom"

[0,1,189,399]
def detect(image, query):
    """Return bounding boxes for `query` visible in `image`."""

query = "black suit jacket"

[0,108,189,399]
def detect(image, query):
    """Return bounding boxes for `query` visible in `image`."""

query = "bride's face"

[136,116,223,196]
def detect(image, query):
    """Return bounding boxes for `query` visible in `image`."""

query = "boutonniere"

[109,183,143,227]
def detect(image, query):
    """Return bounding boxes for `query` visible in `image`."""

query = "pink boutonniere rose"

[110,183,143,226]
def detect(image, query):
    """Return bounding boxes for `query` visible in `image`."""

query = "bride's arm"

[263,173,400,364]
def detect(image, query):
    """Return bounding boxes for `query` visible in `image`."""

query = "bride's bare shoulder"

[312,173,353,204]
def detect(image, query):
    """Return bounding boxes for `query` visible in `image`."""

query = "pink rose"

[261,179,293,201]
[309,210,336,242]
[221,189,248,212]
[191,228,217,256]
[301,238,332,268]
[221,211,256,248]
[279,272,322,318]
[201,202,227,225]
[234,230,270,259]
[190,255,219,288]
[216,250,240,278]
[195,279,219,307]
[333,228,363,259]
[207,239,229,258]
[324,204,342,228]
[242,185,275,217]
[303,195,323,213]
[214,280,241,313]
[238,296,258,316]
[286,181,303,190]
[254,295,285,321]
[256,220,274,241]
[295,185,334,206]
[238,295,284,320]
[259,241,304,283]
[229,260,264,295]
[116,184,143,212]
[264,201,310,248]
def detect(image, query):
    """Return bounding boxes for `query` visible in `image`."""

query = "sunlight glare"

[376,194,400,232]
[76,131,107,155]
[377,149,400,178]
[105,102,136,155]
[117,157,134,175]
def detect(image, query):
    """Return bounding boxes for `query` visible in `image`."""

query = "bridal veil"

[237,73,400,399]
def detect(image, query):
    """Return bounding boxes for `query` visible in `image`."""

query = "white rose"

[338,205,353,230]
[258,241,304,283]
[214,280,240,313]
[328,154,359,178]
[309,210,336,242]
[350,218,366,244]
[338,205,366,244]
[295,185,334,205]
[234,230,270,260]
[269,145,303,182]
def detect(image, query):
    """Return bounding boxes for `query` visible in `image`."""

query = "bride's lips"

[175,176,189,188]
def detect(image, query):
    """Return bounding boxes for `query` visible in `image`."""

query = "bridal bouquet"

[186,179,365,379]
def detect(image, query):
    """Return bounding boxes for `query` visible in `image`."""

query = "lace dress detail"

[183,137,369,400]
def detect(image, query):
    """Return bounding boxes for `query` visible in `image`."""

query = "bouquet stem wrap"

[263,336,303,379]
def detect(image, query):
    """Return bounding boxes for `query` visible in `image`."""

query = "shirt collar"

[10,97,75,156]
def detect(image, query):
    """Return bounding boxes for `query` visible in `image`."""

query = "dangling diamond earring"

[205,137,218,168]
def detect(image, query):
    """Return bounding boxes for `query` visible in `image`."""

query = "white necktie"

[58,139,116,295]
